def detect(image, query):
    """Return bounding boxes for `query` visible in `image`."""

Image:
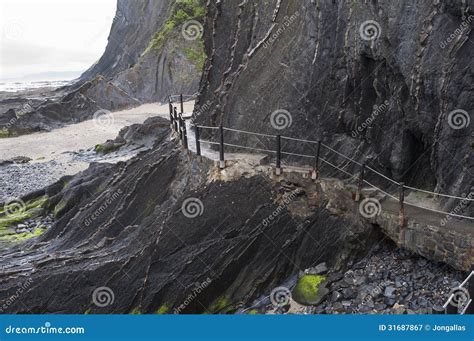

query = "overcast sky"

[0,0,116,82]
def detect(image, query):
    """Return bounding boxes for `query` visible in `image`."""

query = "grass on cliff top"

[144,0,205,54]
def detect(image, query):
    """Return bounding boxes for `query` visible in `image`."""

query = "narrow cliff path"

[178,118,473,271]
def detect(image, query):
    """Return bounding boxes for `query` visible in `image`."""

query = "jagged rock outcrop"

[79,0,204,102]
[0,119,380,313]
[195,0,473,214]
[0,76,138,135]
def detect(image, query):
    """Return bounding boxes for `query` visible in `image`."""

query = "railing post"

[312,140,321,180]
[179,115,184,142]
[180,94,184,114]
[173,107,179,133]
[355,162,366,201]
[467,267,474,314]
[275,134,281,175]
[219,125,225,169]
[399,182,405,228]
[182,117,188,150]
[168,98,174,132]
[195,125,201,157]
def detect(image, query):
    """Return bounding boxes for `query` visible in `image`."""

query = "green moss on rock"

[155,305,169,314]
[53,199,66,218]
[94,143,121,154]
[0,196,48,229]
[130,308,142,315]
[0,130,11,138]
[292,274,328,305]
[208,297,232,313]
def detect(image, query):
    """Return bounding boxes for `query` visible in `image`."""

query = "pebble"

[258,243,466,315]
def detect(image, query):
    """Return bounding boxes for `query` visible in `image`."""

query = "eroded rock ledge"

[0,120,469,314]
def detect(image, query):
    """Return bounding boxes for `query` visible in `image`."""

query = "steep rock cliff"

[80,0,205,102]
[195,0,473,213]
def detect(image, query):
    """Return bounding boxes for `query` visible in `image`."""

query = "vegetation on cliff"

[145,0,206,69]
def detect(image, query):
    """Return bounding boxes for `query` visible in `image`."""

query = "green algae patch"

[0,226,46,242]
[53,200,66,218]
[155,305,169,314]
[0,196,49,243]
[0,130,12,138]
[130,308,142,315]
[0,196,48,229]
[292,274,328,305]
[207,297,233,313]
[247,309,259,315]
[94,143,122,154]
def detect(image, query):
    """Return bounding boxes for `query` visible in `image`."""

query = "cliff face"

[195,0,473,212]
[80,0,204,102]
[0,120,380,313]
[0,0,205,135]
